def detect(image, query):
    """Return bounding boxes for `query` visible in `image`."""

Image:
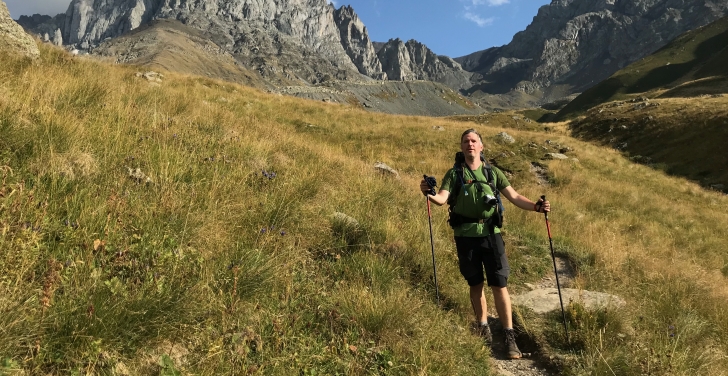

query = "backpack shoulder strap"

[448,164,464,206]
[482,162,497,190]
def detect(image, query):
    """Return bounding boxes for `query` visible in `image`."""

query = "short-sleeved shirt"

[440,164,510,237]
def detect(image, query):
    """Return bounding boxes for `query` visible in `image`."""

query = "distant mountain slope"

[90,19,480,116]
[17,0,728,113]
[17,0,471,92]
[455,0,728,104]
[555,15,728,120]
[93,19,268,89]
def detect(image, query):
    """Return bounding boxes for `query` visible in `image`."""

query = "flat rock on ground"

[512,288,626,314]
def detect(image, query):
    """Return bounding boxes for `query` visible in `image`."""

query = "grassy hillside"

[555,16,728,121]
[2,44,728,375]
[569,96,728,192]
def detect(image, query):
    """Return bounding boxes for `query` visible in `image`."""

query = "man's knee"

[466,274,485,287]
[486,274,508,288]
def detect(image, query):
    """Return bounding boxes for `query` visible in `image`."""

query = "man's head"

[460,128,483,161]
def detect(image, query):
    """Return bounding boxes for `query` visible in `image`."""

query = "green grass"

[2,43,728,375]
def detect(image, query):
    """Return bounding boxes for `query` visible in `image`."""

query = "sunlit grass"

[1,43,727,375]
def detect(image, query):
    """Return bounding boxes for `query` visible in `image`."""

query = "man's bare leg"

[470,282,488,323]
[493,286,522,358]
[491,286,512,328]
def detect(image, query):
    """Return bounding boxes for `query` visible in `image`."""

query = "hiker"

[419,128,550,359]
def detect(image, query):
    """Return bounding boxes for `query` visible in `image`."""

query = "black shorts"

[454,234,510,288]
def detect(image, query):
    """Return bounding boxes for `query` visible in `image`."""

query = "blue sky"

[6,0,551,58]
[334,0,552,57]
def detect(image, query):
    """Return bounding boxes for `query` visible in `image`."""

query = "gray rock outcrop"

[20,0,473,91]
[36,0,362,84]
[456,0,728,102]
[0,1,40,59]
[16,12,66,39]
[378,38,472,90]
[333,5,384,80]
[53,28,62,46]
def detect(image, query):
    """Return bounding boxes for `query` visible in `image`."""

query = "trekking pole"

[424,175,440,305]
[541,195,569,341]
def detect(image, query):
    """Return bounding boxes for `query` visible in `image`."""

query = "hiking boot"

[504,329,522,359]
[476,323,493,345]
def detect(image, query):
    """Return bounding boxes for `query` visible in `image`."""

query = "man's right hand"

[420,179,432,196]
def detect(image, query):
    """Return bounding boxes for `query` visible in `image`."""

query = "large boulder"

[0,1,40,59]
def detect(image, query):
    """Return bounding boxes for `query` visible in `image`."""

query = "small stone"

[543,153,569,160]
[494,132,516,144]
[373,162,400,179]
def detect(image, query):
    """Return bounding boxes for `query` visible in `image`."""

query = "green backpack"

[447,152,505,230]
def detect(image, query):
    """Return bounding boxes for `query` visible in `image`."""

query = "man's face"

[461,132,483,159]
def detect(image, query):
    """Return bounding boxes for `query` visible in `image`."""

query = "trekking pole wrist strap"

[534,203,540,212]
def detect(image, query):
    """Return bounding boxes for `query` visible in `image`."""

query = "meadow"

[1,44,727,375]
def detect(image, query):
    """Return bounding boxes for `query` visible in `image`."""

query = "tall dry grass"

[1,43,727,375]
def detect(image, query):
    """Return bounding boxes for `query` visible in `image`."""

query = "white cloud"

[464,12,494,27]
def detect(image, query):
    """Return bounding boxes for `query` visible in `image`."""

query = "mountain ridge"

[455,0,728,103]
[14,0,728,112]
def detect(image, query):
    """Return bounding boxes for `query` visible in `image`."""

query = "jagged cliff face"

[457,0,728,100]
[333,5,384,79]
[23,0,726,106]
[17,0,470,89]
[57,0,361,83]
[378,39,473,90]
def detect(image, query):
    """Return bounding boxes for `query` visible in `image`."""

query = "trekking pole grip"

[541,195,552,238]
[540,195,549,220]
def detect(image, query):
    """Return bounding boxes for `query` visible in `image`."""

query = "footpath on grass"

[486,257,625,376]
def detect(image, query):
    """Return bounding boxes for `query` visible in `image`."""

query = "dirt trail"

[485,257,574,376]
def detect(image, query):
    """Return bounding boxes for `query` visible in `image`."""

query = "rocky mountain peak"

[17,0,471,91]
[378,38,472,89]
[456,0,728,102]
[333,4,384,79]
